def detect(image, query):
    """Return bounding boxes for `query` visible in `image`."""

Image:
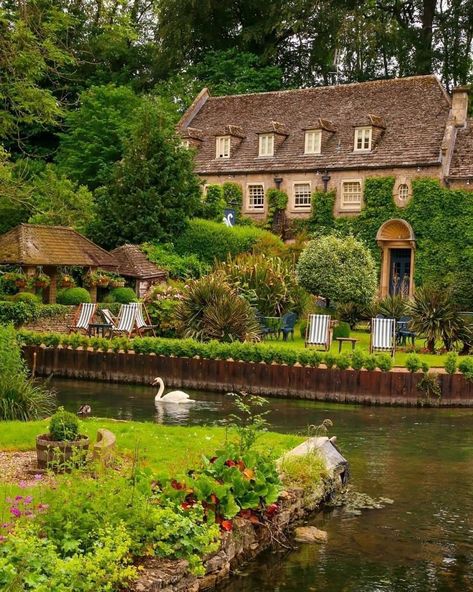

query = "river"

[55,378,473,592]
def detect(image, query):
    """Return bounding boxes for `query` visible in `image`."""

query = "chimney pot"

[452,86,469,127]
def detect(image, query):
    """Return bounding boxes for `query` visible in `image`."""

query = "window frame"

[247,183,265,211]
[304,130,322,155]
[398,183,409,202]
[258,133,274,157]
[354,127,372,152]
[340,179,363,211]
[293,182,312,210]
[215,135,231,159]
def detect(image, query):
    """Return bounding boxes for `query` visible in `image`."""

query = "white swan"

[152,377,195,403]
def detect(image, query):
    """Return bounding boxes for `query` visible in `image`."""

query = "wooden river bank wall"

[22,346,473,406]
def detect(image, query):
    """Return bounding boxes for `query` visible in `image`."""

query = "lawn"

[0,419,303,475]
[265,324,449,368]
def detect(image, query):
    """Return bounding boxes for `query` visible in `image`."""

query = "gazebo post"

[23,266,36,295]
[45,267,58,304]
[88,267,97,303]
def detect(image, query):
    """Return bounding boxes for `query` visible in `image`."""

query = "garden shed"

[0,224,117,303]
[110,244,167,297]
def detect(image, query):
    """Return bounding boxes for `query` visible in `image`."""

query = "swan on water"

[152,377,195,403]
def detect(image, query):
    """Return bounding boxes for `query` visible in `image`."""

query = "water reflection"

[53,379,473,592]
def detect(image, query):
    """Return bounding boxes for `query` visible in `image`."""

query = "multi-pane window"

[354,127,372,151]
[398,183,409,201]
[216,136,230,158]
[294,183,311,209]
[248,184,265,209]
[304,130,321,154]
[259,134,274,157]
[341,180,362,210]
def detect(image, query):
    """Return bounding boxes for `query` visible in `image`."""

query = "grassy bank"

[0,419,303,475]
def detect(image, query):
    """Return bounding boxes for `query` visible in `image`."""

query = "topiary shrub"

[324,352,337,369]
[351,349,366,371]
[405,353,422,373]
[57,287,91,305]
[377,354,393,372]
[13,292,41,303]
[49,406,80,441]
[364,354,378,371]
[458,357,473,381]
[108,287,137,304]
[333,322,350,339]
[336,354,351,370]
[444,352,458,375]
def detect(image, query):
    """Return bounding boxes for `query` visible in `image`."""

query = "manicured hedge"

[20,329,401,372]
[0,301,70,326]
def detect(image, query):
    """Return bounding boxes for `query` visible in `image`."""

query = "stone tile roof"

[0,224,117,268]
[110,244,167,279]
[181,75,451,174]
[449,120,473,178]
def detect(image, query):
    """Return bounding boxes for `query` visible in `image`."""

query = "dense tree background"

[0,0,472,245]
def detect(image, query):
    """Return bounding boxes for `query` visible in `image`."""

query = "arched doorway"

[376,219,416,298]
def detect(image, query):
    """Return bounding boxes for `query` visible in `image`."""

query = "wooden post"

[46,267,58,304]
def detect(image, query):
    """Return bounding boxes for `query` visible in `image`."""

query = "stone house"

[178,75,472,296]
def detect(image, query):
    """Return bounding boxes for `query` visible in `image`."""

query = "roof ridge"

[206,75,441,102]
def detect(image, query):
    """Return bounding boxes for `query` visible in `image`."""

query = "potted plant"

[36,407,90,471]
[96,273,110,288]
[33,272,50,289]
[59,273,75,288]
[3,271,28,289]
[83,270,100,288]
[109,275,126,288]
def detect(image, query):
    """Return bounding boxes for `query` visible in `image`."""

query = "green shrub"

[142,242,209,279]
[0,301,39,326]
[13,292,41,303]
[377,354,393,372]
[336,353,351,370]
[405,353,422,373]
[421,361,430,373]
[333,321,350,339]
[57,287,91,305]
[324,352,337,369]
[445,352,458,375]
[297,350,323,367]
[49,406,80,441]
[458,357,473,381]
[364,354,378,371]
[223,182,243,219]
[351,349,365,371]
[336,302,363,329]
[175,218,284,264]
[378,295,407,321]
[199,184,225,221]
[108,287,137,304]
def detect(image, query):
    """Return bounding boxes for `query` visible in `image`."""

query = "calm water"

[54,378,473,592]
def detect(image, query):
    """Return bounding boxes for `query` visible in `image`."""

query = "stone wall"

[24,308,75,333]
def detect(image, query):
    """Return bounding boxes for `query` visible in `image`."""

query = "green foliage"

[142,242,209,279]
[0,324,55,420]
[333,322,350,339]
[200,185,226,221]
[0,302,69,326]
[89,98,201,249]
[296,235,377,307]
[12,292,41,303]
[215,253,301,316]
[223,182,243,219]
[309,191,336,232]
[405,354,422,373]
[175,219,285,264]
[266,188,288,232]
[108,287,138,304]
[351,349,366,371]
[57,287,91,305]
[336,302,363,329]
[227,394,270,454]
[458,358,473,381]
[445,352,458,375]
[336,353,351,370]
[378,295,408,321]
[377,354,393,372]
[176,274,260,342]
[56,84,141,189]
[145,283,184,338]
[417,372,442,401]
[280,452,327,493]
[364,354,378,371]
[49,406,80,441]
[324,352,337,369]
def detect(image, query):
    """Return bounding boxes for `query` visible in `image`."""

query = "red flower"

[181,502,193,510]
[224,459,237,467]
[220,520,233,532]
[237,460,246,471]
[171,480,185,490]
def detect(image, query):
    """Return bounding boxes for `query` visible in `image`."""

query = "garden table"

[335,337,359,353]
[88,323,113,338]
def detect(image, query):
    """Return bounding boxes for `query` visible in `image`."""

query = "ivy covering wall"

[309,178,473,307]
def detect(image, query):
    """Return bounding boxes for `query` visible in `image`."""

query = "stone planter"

[36,434,90,471]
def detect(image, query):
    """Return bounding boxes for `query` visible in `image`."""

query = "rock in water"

[294,526,328,544]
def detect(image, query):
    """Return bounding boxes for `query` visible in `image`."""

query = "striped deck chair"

[305,314,332,351]
[100,308,117,328]
[112,304,136,336]
[370,317,396,356]
[133,302,158,336]
[69,303,97,334]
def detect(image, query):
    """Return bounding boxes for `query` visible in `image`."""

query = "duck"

[77,404,92,417]
[152,377,195,403]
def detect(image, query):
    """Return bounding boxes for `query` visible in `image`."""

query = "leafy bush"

[445,352,458,375]
[145,283,183,338]
[176,274,260,342]
[336,353,351,370]
[296,235,377,307]
[378,295,407,321]
[364,354,378,371]
[215,253,302,316]
[142,242,209,279]
[49,406,80,441]
[108,287,137,304]
[333,321,350,339]
[12,292,41,303]
[336,302,363,329]
[351,349,365,371]
[0,324,55,420]
[324,352,337,369]
[458,357,473,381]
[405,353,422,373]
[57,287,91,305]
[223,182,243,219]
[0,300,39,326]
[280,452,327,493]
[377,354,393,372]
[175,218,285,264]
[199,184,225,221]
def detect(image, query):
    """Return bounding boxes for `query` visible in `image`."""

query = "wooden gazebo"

[0,224,117,303]
[110,244,167,297]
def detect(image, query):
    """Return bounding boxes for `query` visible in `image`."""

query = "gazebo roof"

[110,244,167,280]
[0,224,117,268]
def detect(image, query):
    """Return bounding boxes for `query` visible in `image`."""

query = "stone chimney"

[451,87,469,127]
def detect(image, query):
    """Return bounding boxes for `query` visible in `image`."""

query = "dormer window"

[304,130,321,154]
[259,134,274,157]
[216,135,230,159]
[354,127,372,151]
